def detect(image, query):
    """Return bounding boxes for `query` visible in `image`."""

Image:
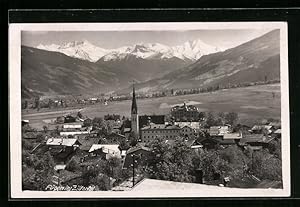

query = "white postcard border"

[9,22,290,198]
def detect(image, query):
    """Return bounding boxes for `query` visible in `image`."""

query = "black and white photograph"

[9,22,290,198]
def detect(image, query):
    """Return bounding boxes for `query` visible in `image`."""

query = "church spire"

[131,82,139,136]
[131,83,138,114]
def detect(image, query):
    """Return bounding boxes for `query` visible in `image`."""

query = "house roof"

[126,145,151,154]
[269,122,281,127]
[239,134,267,145]
[198,137,219,144]
[223,133,242,139]
[124,128,131,133]
[63,123,82,129]
[209,126,229,136]
[54,164,66,171]
[184,139,197,147]
[251,125,272,131]
[274,129,281,134]
[88,144,120,154]
[141,123,180,130]
[60,131,89,136]
[217,139,236,145]
[175,122,200,129]
[46,138,81,146]
[107,133,126,139]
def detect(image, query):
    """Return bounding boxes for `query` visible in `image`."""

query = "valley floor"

[22,84,281,130]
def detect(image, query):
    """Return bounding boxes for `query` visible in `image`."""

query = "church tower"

[131,83,139,136]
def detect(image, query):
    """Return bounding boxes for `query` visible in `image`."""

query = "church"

[122,84,165,139]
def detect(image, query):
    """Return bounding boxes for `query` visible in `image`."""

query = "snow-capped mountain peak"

[36,38,223,63]
[37,40,109,62]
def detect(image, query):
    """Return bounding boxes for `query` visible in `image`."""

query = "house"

[197,137,219,149]
[273,129,281,139]
[122,145,152,169]
[269,122,281,129]
[175,122,200,130]
[238,134,274,149]
[251,125,273,134]
[46,138,81,147]
[140,123,181,143]
[180,125,199,138]
[209,126,230,137]
[56,116,65,124]
[63,124,82,129]
[223,132,242,140]
[60,131,90,136]
[22,119,29,126]
[83,118,92,127]
[139,115,165,128]
[64,115,77,123]
[123,128,131,138]
[170,103,200,122]
[88,144,121,159]
[164,138,200,149]
[217,139,236,146]
[46,138,81,164]
[54,164,66,172]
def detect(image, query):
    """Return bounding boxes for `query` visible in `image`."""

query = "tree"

[128,131,138,147]
[36,133,45,143]
[77,111,83,119]
[252,149,282,181]
[199,112,206,120]
[43,125,48,133]
[83,118,92,127]
[145,137,194,183]
[22,139,35,151]
[82,166,100,187]
[225,112,238,126]
[107,157,122,178]
[55,125,60,135]
[219,145,251,178]
[22,151,55,190]
[91,174,111,191]
[119,139,130,151]
[65,157,80,172]
[34,97,40,111]
[206,112,216,127]
[23,100,28,109]
[92,117,104,128]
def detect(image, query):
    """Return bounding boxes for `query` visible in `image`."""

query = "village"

[21,85,282,191]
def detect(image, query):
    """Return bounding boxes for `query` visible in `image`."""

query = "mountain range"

[22,29,280,98]
[129,29,280,93]
[37,39,223,63]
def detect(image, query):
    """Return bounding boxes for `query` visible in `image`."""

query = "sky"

[22,28,275,50]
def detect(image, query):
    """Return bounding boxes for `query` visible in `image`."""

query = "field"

[22,84,281,130]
